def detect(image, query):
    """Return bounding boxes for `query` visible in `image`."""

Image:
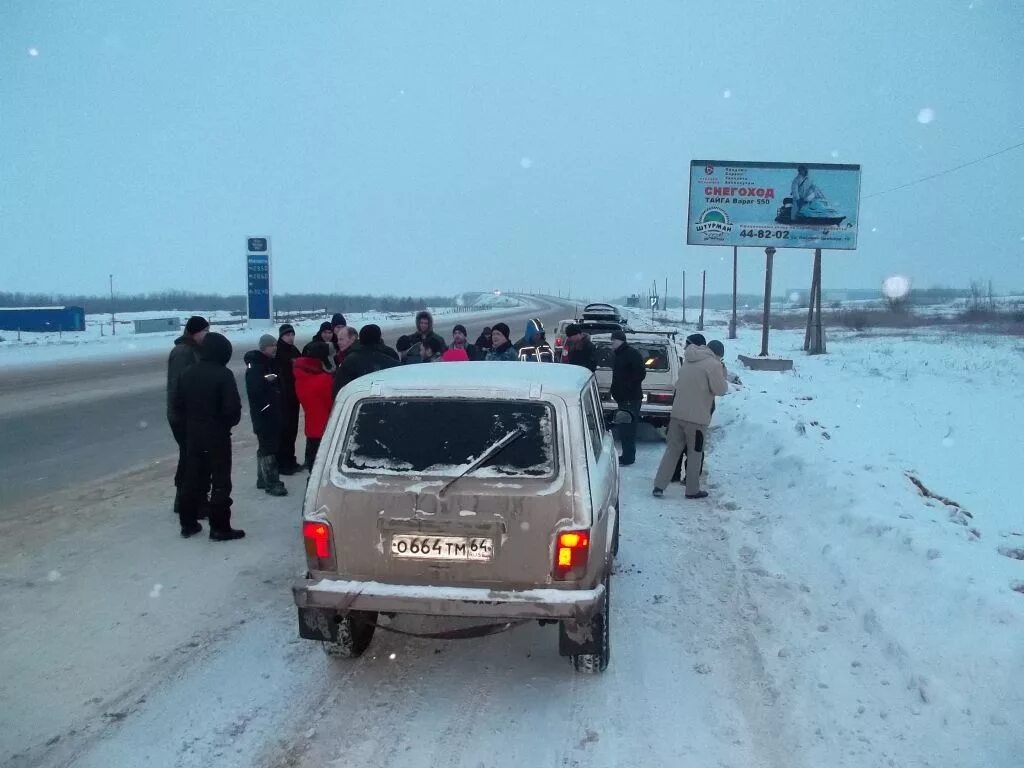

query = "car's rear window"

[594,342,671,372]
[340,399,556,477]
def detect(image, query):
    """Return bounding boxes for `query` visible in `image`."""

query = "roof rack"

[627,329,679,340]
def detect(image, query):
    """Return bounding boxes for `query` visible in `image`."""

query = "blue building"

[0,306,87,332]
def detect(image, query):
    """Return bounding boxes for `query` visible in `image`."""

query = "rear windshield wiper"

[437,428,526,498]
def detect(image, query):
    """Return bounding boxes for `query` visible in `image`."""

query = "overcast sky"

[3,0,1023,300]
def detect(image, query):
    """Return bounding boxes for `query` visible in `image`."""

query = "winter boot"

[261,455,288,497]
[278,460,301,476]
[256,456,267,490]
[210,527,246,541]
[208,503,245,541]
[180,521,203,538]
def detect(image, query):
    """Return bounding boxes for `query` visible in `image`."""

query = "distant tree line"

[0,290,456,314]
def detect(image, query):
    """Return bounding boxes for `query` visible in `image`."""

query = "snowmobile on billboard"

[776,165,847,226]
[775,196,847,226]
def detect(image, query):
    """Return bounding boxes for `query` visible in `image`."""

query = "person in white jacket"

[653,334,728,499]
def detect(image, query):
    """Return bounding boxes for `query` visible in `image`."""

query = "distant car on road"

[292,362,619,673]
[590,331,680,428]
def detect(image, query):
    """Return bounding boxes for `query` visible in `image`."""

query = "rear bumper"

[601,400,672,421]
[293,578,605,621]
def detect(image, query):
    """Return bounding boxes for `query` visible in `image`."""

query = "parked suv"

[591,331,680,427]
[292,363,619,672]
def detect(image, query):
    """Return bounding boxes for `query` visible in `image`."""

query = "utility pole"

[729,246,738,340]
[663,277,668,311]
[698,270,706,331]
[109,273,116,336]
[681,271,687,324]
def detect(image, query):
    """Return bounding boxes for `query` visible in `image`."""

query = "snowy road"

[0,298,571,511]
[1,322,1020,768]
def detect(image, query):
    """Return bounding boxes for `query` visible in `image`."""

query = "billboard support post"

[804,251,818,351]
[729,246,738,340]
[804,249,826,354]
[811,249,826,354]
[760,247,776,357]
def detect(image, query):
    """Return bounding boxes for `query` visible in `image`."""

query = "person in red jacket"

[294,342,335,470]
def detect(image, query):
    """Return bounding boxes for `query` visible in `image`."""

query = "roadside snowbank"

[622,306,1023,766]
[0,304,519,369]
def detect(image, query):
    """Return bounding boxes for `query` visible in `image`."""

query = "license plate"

[390,535,494,561]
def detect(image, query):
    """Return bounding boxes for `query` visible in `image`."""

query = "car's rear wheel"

[564,574,610,674]
[322,610,377,658]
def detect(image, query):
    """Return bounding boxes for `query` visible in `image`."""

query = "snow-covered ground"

[0,309,1020,767]
[0,301,520,368]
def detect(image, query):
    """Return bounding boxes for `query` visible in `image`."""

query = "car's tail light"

[553,529,590,580]
[647,392,674,405]
[556,336,564,347]
[303,520,337,571]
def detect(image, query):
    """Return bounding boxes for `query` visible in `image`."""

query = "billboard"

[246,236,273,323]
[687,160,861,250]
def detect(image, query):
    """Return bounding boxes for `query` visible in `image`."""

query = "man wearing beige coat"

[653,334,728,499]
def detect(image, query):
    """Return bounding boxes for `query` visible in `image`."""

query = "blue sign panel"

[246,236,272,321]
[687,160,861,250]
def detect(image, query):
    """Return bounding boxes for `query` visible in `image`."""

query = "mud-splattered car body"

[292,362,619,671]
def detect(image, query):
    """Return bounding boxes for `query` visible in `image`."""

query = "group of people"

[165,309,733,540]
[652,333,730,500]
[559,324,732,500]
[165,312,569,540]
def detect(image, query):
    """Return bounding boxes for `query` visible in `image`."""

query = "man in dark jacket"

[312,321,335,350]
[609,330,646,466]
[166,315,209,515]
[275,323,302,474]
[404,311,447,360]
[517,318,555,362]
[333,325,401,397]
[245,335,288,497]
[330,312,347,357]
[475,327,493,352]
[451,324,479,360]
[563,323,598,372]
[485,323,518,361]
[175,332,245,541]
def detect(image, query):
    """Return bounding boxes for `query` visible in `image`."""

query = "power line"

[862,138,1024,200]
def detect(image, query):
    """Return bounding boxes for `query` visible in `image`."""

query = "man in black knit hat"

[450,324,479,360]
[275,323,302,473]
[176,332,245,541]
[609,330,646,466]
[167,316,209,516]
